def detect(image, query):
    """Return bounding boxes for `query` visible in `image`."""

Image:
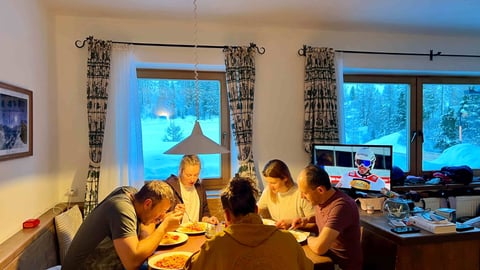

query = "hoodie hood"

[223,213,278,247]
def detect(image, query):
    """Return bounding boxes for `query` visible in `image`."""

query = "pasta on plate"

[159,232,188,246]
[148,251,193,270]
[176,222,207,234]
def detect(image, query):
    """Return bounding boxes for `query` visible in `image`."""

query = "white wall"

[54,16,480,200]
[2,3,480,244]
[0,0,58,243]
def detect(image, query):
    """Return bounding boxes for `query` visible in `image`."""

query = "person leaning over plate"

[257,159,315,231]
[291,165,362,270]
[62,181,184,270]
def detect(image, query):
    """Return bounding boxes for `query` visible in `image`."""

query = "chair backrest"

[54,205,83,265]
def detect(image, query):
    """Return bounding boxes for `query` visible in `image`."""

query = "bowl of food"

[158,232,188,247]
[148,251,193,270]
[176,222,208,235]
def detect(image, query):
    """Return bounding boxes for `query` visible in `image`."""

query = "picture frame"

[0,82,33,161]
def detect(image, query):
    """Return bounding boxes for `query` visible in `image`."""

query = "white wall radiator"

[449,196,480,218]
[415,196,480,218]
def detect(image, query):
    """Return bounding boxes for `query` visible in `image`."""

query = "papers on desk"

[409,215,456,234]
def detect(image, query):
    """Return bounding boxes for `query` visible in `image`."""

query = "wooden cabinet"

[360,212,480,270]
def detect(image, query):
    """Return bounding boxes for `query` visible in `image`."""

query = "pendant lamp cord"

[193,0,200,121]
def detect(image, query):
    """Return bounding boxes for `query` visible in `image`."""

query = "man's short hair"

[134,180,175,206]
[303,164,332,190]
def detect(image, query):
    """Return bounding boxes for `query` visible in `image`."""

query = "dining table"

[148,232,335,270]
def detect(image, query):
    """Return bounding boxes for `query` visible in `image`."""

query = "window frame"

[344,74,480,177]
[137,68,231,190]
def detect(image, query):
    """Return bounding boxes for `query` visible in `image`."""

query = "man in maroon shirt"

[292,164,362,270]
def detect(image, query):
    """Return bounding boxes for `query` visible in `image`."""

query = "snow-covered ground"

[367,131,480,171]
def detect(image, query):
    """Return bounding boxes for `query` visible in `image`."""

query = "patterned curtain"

[223,46,257,181]
[303,47,339,153]
[83,38,112,218]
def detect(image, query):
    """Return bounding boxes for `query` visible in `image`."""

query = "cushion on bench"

[54,205,83,265]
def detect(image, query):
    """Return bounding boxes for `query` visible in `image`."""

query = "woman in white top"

[257,159,315,230]
[165,155,219,225]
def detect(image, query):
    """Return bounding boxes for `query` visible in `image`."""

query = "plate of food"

[148,251,193,270]
[176,222,208,235]
[159,232,188,247]
[262,218,276,226]
[285,230,309,243]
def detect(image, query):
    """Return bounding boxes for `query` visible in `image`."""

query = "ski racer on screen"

[336,147,386,191]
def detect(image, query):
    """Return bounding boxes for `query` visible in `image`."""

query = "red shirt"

[315,189,362,270]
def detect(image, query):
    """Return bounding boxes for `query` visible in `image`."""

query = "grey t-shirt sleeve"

[109,196,138,240]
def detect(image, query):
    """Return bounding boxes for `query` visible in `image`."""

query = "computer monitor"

[312,143,393,193]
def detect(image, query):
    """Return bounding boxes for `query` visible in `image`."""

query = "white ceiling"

[44,0,480,35]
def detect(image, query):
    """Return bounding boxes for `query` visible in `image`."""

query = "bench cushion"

[54,205,83,264]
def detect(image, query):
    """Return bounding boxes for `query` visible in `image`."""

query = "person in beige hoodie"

[186,176,313,270]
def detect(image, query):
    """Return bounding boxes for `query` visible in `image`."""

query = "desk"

[152,234,334,270]
[360,211,480,270]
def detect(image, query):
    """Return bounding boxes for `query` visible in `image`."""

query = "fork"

[184,209,195,224]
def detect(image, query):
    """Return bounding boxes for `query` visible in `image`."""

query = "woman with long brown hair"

[258,159,314,230]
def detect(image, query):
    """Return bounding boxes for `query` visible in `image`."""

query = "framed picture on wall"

[0,82,33,161]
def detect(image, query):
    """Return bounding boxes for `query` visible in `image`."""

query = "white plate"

[176,222,208,235]
[262,218,276,226]
[148,251,193,270]
[158,232,188,247]
[286,230,309,243]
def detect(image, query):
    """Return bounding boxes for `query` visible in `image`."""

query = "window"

[137,69,230,189]
[343,75,480,177]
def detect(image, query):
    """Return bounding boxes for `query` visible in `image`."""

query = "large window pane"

[342,82,410,172]
[137,69,230,188]
[422,83,480,171]
[345,75,480,177]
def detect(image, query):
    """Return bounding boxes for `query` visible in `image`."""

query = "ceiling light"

[164,0,229,155]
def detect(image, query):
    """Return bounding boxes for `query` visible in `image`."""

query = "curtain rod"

[75,36,266,54]
[297,44,480,61]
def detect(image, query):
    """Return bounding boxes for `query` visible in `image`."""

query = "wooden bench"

[0,204,69,270]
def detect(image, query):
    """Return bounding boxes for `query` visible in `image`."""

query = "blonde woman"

[257,159,315,230]
[165,155,219,224]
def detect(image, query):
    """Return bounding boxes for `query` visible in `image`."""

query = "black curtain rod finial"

[251,43,266,54]
[75,36,93,48]
[297,45,307,56]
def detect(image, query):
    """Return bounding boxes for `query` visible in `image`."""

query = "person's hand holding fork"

[174,203,195,223]
[175,203,186,214]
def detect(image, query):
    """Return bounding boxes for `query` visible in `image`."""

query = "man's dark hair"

[134,180,175,206]
[303,164,332,190]
[220,176,259,217]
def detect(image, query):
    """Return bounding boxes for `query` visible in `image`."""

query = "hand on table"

[290,217,306,230]
[202,216,219,225]
[275,219,291,230]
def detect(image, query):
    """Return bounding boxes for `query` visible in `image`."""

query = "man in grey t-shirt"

[63,181,183,270]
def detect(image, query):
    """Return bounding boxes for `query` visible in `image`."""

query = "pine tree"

[460,89,480,144]
[435,108,459,151]
[394,91,407,131]
[163,121,183,142]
